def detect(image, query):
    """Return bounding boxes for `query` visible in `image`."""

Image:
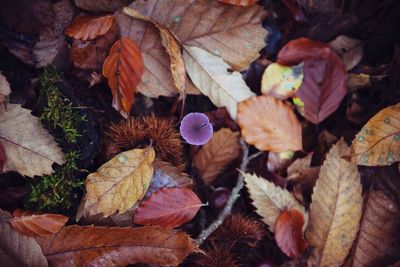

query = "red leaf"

[277,38,347,124]
[274,209,307,258]
[10,209,68,237]
[134,188,202,228]
[65,15,115,41]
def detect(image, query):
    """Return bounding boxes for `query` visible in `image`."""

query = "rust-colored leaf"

[10,209,68,237]
[65,15,115,41]
[217,0,257,6]
[237,95,302,152]
[102,37,144,117]
[36,225,201,266]
[134,188,202,228]
[275,209,307,258]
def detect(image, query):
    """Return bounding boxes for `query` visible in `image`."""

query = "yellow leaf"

[243,171,307,230]
[77,147,155,219]
[307,139,362,267]
[346,102,400,166]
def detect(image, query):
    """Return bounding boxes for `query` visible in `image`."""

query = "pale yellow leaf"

[0,104,65,177]
[307,139,362,267]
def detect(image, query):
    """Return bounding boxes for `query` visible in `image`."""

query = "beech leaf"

[0,104,65,177]
[10,209,68,237]
[217,0,258,6]
[134,188,202,228]
[35,225,201,266]
[346,102,400,166]
[183,46,255,120]
[237,95,302,152]
[65,15,115,41]
[329,35,363,71]
[102,37,144,117]
[243,171,307,230]
[306,139,362,267]
[0,72,11,104]
[77,147,155,219]
[192,128,241,185]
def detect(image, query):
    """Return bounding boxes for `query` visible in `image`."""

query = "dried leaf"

[65,15,115,41]
[307,139,362,267]
[36,225,201,266]
[346,103,400,166]
[275,209,307,258]
[237,95,302,152]
[0,209,48,267]
[243,171,307,230]
[117,0,267,98]
[102,37,144,117]
[10,209,68,237]
[329,35,363,71]
[134,188,202,228]
[0,72,11,104]
[0,104,65,177]
[183,46,255,120]
[192,128,241,185]
[77,147,155,219]
[73,0,130,12]
[217,0,257,6]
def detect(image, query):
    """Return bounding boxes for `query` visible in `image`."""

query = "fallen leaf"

[117,0,267,98]
[36,225,201,266]
[306,139,362,267]
[192,128,241,185]
[10,209,68,237]
[277,38,347,124]
[275,209,307,258]
[0,209,48,267]
[329,35,363,71]
[237,95,302,152]
[243,171,307,230]
[102,37,144,117]
[217,0,257,6]
[346,102,400,166]
[267,151,294,176]
[0,104,65,177]
[184,46,255,120]
[73,0,130,11]
[77,147,155,219]
[134,188,202,228]
[0,72,11,104]
[65,15,115,41]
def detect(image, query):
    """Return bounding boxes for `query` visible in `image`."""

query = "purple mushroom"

[180,112,213,145]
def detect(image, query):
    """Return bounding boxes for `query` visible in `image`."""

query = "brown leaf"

[0,209,48,267]
[134,188,202,228]
[10,209,68,237]
[117,0,267,98]
[73,0,130,12]
[237,95,302,152]
[329,35,363,71]
[0,72,11,104]
[192,128,240,185]
[0,104,65,177]
[346,102,400,166]
[306,139,362,267]
[65,15,115,41]
[36,225,201,266]
[277,38,347,124]
[77,147,155,219]
[102,37,144,117]
[275,209,307,258]
[217,0,257,6]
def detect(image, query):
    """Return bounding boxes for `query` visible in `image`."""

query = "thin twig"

[195,138,254,245]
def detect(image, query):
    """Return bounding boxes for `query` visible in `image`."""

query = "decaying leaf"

[65,15,115,41]
[237,95,302,152]
[275,209,307,258]
[217,0,258,6]
[73,0,130,12]
[192,128,240,185]
[77,147,155,219]
[346,102,400,166]
[0,72,11,104]
[0,104,65,177]
[307,139,362,267]
[102,37,144,117]
[243,171,307,230]
[0,209,48,267]
[36,225,201,266]
[117,0,267,98]
[10,209,68,237]
[329,35,363,71]
[134,188,202,228]
[184,46,255,120]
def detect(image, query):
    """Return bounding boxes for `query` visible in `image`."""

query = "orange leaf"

[274,209,307,258]
[102,37,144,117]
[10,209,68,237]
[134,188,202,228]
[217,0,257,6]
[65,15,115,41]
[237,95,302,152]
